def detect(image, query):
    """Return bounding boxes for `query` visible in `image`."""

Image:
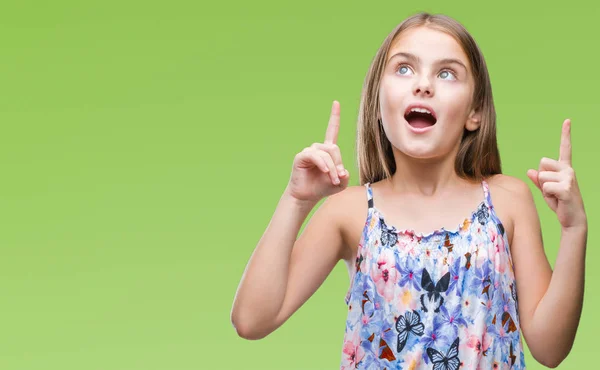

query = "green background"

[0,0,597,369]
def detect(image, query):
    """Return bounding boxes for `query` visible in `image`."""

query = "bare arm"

[230,100,352,340]
[512,119,587,368]
[230,189,347,340]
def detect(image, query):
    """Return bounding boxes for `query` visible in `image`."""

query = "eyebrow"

[387,52,468,72]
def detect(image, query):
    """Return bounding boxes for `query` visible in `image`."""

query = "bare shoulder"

[323,183,367,213]
[486,173,533,197]
[486,174,536,244]
[323,184,370,262]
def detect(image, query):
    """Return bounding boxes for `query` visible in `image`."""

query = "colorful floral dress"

[341,180,526,369]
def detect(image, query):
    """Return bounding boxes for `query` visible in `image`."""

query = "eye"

[439,69,457,81]
[395,63,414,76]
[395,63,457,81]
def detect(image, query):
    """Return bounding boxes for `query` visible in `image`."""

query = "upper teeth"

[410,107,432,115]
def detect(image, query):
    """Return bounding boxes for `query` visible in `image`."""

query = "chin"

[396,143,440,160]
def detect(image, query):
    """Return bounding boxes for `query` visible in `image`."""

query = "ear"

[465,109,481,131]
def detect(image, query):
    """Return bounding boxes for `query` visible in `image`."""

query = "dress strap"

[482,178,506,236]
[482,179,493,208]
[365,182,374,209]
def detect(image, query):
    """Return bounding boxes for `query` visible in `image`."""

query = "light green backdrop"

[0,1,597,369]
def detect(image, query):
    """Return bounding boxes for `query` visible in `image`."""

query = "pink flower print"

[341,327,365,369]
[486,220,498,240]
[467,333,482,355]
[400,240,418,257]
[372,249,400,302]
[361,314,370,325]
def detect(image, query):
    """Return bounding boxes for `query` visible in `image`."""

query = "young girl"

[231,12,587,369]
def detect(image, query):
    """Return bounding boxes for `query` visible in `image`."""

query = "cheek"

[379,79,410,110]
[440,95,472,124]
[444,107,467,123]
[439,85,472,112]
[380,120,402,144]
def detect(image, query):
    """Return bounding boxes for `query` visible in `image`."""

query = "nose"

[413,76,434,97]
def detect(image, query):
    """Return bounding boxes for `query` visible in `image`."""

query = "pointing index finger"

[325,100,340,145]
[559,118,572,165]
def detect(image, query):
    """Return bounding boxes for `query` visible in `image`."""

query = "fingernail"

[337,165,345,172]
[334,178,340,185]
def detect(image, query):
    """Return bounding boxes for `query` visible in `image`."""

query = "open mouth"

[404,107,437,129]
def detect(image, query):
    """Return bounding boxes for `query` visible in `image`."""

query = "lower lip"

[405,119,435,134]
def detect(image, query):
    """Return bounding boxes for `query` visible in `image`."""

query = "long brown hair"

[356,12,501,185]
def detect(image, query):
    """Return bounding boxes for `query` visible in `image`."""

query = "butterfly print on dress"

[395,310,425,353]
[340,181,526,369]
[420,268,450,313]
[427,338,460,370]
[476,203,490,225]
[379,219,398,248]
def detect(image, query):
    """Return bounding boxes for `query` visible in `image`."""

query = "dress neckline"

[366,180,491,241]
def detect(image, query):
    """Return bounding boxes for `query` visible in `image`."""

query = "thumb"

[338,169,350,188]
[527,169,541,190]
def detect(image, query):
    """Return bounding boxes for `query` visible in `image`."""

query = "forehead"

[387,26,469,67]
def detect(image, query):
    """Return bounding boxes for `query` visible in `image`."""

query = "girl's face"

[379,26,480,161]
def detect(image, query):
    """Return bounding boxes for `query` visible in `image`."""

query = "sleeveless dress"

[341,180,526,369]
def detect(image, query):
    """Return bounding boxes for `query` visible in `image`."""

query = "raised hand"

[285,101,350,203]
[526,119,586,229]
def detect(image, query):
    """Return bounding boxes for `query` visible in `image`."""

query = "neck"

[387,146,474,197]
